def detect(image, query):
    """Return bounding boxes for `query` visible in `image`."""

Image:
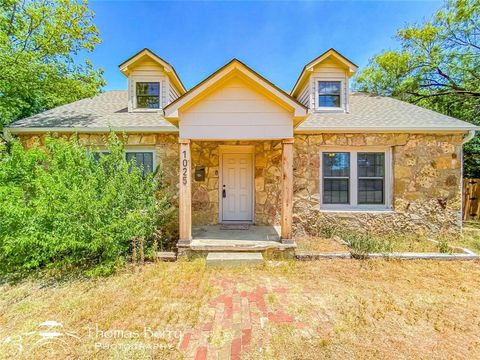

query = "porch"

[176,138,295,251]
[182,225,296,252]
[162,60,308,252]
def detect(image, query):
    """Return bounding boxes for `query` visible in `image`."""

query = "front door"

[221,152,253,222]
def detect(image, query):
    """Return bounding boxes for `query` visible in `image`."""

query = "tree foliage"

[0,133,174,276]
[355,0,480,177]
[0,0,105,127]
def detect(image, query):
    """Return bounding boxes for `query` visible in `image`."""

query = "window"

[126,151,154,177]
[321,149,391,210]
[136,82,160,109]
[91,151,155,177]
[318,81,341,108]
[323,152,350,204]
[357,152,385,204]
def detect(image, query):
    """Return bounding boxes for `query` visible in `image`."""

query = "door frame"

[218,145,255,223]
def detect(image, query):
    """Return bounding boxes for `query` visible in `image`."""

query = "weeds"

[315,220,339,238]
[438,238,452,254]
[341,232,392,257]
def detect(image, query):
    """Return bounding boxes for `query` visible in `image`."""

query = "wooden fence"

[463,179,480,220]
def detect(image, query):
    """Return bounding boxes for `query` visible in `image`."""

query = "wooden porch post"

[281,138,294,243]
[178,138,192,244]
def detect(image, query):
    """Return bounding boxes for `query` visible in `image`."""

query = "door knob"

[222,189,226,198]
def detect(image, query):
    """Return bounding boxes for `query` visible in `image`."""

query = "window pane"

[323,179,349,204]
[323,152,350,177]
[319,95,340,107]
[358,179,384,204]
[319,81,341,95]
[358,153,385,177]
[136,82,160,109]
[137,96,159,109]
[136,82,159,96]
[126,152,154,176]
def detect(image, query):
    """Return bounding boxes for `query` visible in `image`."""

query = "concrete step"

[206,252,264,267]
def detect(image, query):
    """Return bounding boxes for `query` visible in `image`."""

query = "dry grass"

[455,222,480,253]
[295,236,349,253]
[1,259,480,359]
[0,259,216,359]
[296,234,446,254]
[245,260,480,359]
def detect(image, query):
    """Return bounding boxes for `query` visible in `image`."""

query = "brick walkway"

[179,276,307,360]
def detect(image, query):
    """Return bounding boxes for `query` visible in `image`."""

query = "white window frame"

[89,148,156,171]
[319,146,393,212]
[314,78,344,112]
[132,78,162,112]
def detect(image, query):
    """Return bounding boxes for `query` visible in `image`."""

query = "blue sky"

[88,0,443,92]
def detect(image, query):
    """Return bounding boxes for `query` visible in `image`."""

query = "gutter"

[295,127,479,134]
[5,126,179,134]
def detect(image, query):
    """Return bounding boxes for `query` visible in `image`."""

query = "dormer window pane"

[136,82,160,109]
[318,81,341,108]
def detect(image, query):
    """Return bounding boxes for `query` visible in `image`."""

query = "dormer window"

[318,81,341,108]
[136,82,160,109]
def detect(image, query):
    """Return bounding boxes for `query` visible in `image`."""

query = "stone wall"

[16,132,465,235]
[293,133,464,236]
[190,141,282,226]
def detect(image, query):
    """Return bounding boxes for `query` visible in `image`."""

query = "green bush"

[0,133,173,276]
[342,232,393,258]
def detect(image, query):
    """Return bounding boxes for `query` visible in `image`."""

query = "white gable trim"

[164,59,307,120]
[291,49,358,97]
[119,48,186,95]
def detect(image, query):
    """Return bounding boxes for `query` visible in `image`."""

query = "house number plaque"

[182,150,188,185]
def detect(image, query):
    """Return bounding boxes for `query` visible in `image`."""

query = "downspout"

[462,129,476,145]
[460,129,477,231]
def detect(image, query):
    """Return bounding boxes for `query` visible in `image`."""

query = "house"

[7,48,477,253]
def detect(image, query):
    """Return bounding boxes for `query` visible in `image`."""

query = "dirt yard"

[1,258,480,360]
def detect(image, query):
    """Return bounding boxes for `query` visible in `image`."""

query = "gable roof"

[119,48,187,94]
[297,92,478,132]
[291,48,358,97]
[164,58,308,121]
[6,91,477,134]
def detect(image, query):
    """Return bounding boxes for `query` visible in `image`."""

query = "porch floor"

[187,225,296,252]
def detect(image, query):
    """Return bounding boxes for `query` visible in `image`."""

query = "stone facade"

[17,132,465,236]
[293,133,464,235]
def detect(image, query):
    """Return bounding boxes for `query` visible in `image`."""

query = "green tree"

[355,0,480,177]
[0,0,104,127]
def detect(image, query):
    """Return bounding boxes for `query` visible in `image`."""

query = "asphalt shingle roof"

[7,90,477,133]
[297,93,477,131]
[8,91,176,132]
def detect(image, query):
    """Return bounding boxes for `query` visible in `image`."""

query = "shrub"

[0,132,172,276]
[437,237,453,254]
[342,232,393,258]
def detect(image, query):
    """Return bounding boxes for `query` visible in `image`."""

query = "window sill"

[319,208,394,214]
[132,108,162,113]
[314,107,345,113]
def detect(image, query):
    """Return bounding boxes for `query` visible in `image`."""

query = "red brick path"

[179,277,306,360]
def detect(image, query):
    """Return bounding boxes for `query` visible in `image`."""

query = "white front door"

[221,153,253,222]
